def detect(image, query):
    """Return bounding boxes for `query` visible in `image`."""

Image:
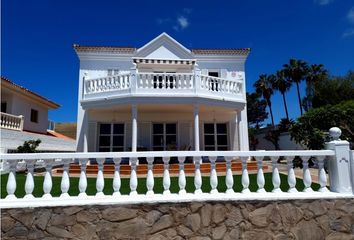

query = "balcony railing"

[0,112,24,131]
[83,72,244,101]
[1,128,353,209]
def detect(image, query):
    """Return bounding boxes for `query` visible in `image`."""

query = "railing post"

[209,156,218,194]
[225,157,234,194]
[130,157,138,195]
[163,156,171,195]
[60,159,71,198]
[24,159,36,199]
[146,157,154,195]
[130,67,137,95]
[325,127,353,194]
[302,156,313,192]
[113,158,121,196]
[194,66,201,94]
[6,160,18,200]
[96,158,105,197]
[286,156,298,193]
[78,158,88,197]
[194,156,203,194]
[43,159,54,199]
[19,115,24,131]
[271,156,282,193]
[178,156,186,195]
[255,156,266,193]
[241,157,250,193]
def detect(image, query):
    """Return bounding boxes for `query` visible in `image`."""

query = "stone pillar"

[131,105,138,152]
[325,127,353,194]
[194,105,200,151]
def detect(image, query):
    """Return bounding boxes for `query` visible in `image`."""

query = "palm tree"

[254,74,275,126]
[283,59,309,115]
[303,64,328,110]
[271,70,292,120]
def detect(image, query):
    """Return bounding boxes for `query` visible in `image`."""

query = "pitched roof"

[73,44,136,53]
[1,76,60,109]
[191,48,251,55]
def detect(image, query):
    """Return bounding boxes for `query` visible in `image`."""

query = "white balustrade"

[286,157,298,193]
[0,112,24,131]
[85,74,131,94]
[163,157,171,195]
[302,157,313,192]
[178,156,186,195]
[271,157,281,193]
[225,157,234,194]
[96,158,105,196]
[130,157,138,195]
[113,158,122,196]
[209,156,218,194]
[60,159,71,198]
[137,73,194,90]
[256,156,266,193]
[24,160,36,199]
[194,156,203,194]
[1,145,352,208]
[78,159,88,197]
[200,75,243,96]
[146,157,154,195]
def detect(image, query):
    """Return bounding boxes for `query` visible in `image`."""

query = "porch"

[78,104,249,153]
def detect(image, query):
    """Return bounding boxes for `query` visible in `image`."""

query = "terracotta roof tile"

[73,44,136,53]
[1,76,60,109]
[191,48,251,55]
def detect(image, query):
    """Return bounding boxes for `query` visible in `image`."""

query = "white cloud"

[342,28,354,38]
[177,16,189,29]
[314,0,334,5]
[347,7,354,24]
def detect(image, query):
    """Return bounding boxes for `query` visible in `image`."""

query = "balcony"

[82,72,244,107]
[0,112,24,131]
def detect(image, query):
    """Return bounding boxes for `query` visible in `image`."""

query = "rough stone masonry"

[1,199,354,239]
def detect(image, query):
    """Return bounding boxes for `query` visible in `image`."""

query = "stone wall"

[1,199,354,240]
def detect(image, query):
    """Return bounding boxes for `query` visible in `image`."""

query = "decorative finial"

[329,127,341,141]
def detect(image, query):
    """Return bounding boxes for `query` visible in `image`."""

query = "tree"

[254,74,275,126]
[246,92,268,129]
[303,64,328,111]
[289,100,354,150]
[17,139,41,153]
[283,59,309,115]
[271,70,292,120]
[311,71,354,108]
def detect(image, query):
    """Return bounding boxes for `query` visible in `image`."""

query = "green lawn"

[1,173,320,199]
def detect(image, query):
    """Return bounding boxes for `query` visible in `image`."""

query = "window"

[152,123,177,151]
[98,123,125,152]
[153,72,176,89]
[107,69,119,76]
[30,109,38,123]
[204,123,228,150]
[208,71,219,91]
[1,102,7,113]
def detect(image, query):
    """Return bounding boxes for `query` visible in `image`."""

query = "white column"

[325,127,352,194]
[194,105,200,151]
[233,111,240,150]
[132,104,138,152]
[238,107,250,151]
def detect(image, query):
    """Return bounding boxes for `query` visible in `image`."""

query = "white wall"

[255,132,305,150]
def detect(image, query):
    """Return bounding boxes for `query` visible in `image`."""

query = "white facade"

[74,33,250,152]
[1,77,59,134]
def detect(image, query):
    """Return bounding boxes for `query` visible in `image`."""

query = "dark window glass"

[99,147,110,152]
[100,124,111,135]
[30,109,38,123]
[166,135,176,145]
[166,124,176,134]
[153,124,163,134]
[113,136,124,146]
[153,147,164,151]
[99,136,110,146]
[204,124,214,134]
[217,146,228,151]
[1,102,7,113]
[113,124,124,134]
[112,147,124,152]
[205,146,215,151]
[208,72,219,77]
[217,135,228,145]
[153,135,164,146]
[204,135,215,145]
[217,124,227,134]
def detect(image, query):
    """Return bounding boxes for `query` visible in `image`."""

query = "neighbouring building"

[0,76,76,153]
[74,33,250,153]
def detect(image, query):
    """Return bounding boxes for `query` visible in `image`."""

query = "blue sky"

[2,0,354,124]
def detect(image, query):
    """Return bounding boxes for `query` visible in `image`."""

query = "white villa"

[74,33,250,154]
